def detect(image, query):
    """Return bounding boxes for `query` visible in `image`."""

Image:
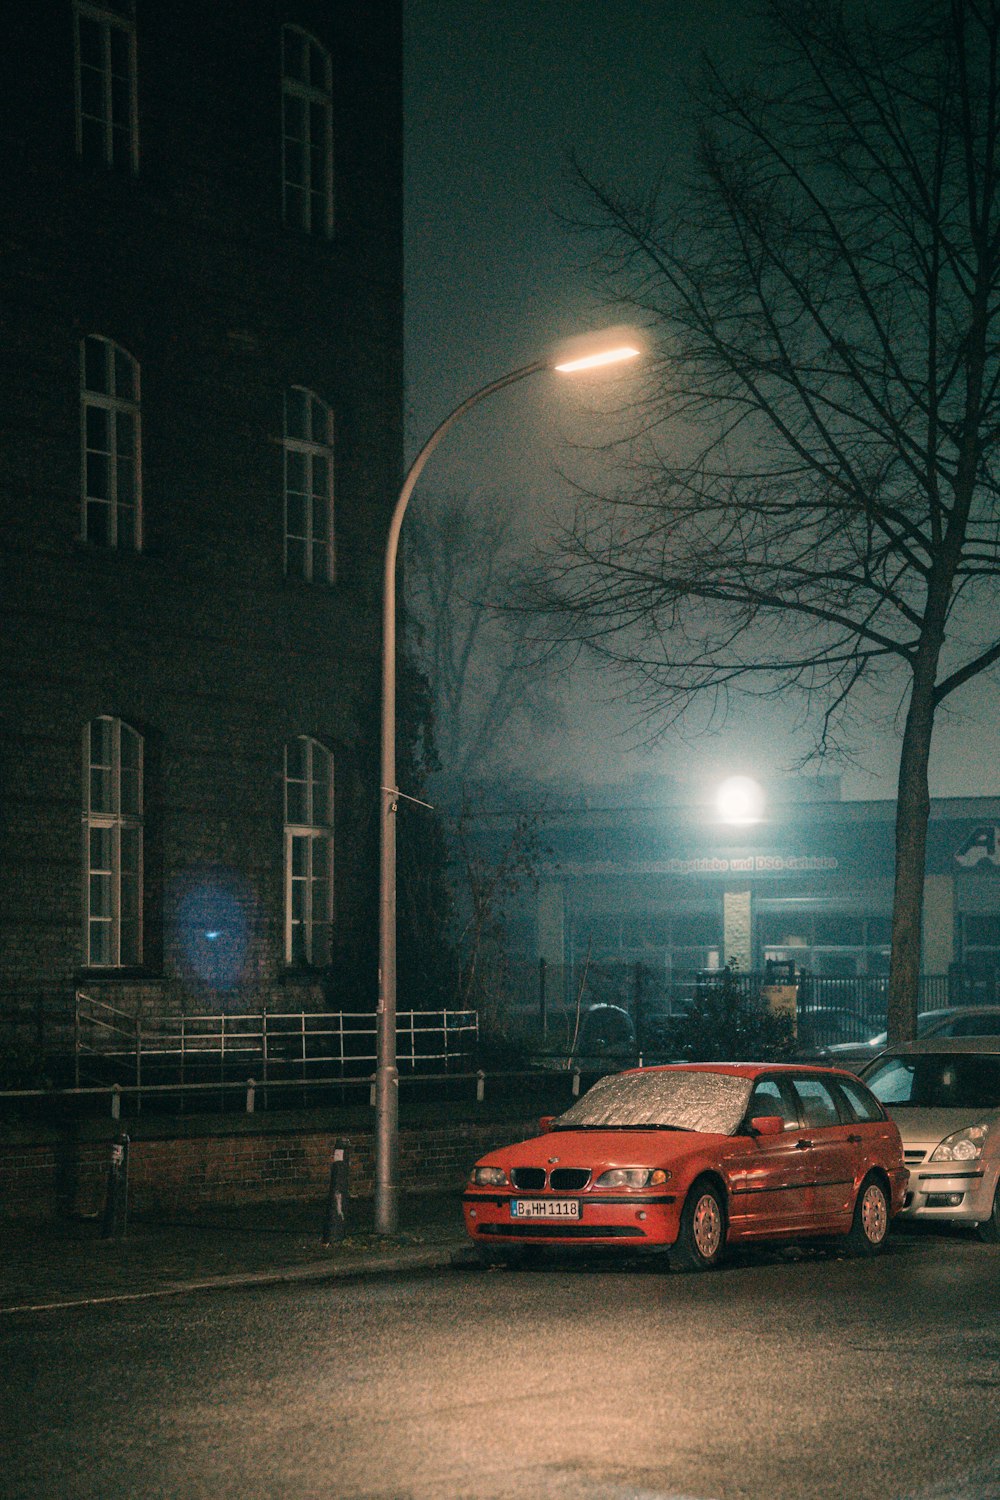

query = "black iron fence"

[521,961,982,1054]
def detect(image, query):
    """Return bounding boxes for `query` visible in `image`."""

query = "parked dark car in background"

[822,1005,1000,1073]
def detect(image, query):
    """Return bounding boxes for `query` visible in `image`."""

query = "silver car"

[862,1038,1000,1241]
[822,1004,1000,1073]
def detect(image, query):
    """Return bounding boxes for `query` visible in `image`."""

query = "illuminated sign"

[955,826,1000,868]
[562,854,839,877]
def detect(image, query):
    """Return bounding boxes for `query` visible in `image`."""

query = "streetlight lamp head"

[716,775,765,826]
[551,324,644,374]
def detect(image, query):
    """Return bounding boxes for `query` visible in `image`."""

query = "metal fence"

[73,991,479,1096]
[517,962,976,1052]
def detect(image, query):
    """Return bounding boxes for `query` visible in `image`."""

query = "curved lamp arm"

[374,330,641,1235]
[375,360,545,1235]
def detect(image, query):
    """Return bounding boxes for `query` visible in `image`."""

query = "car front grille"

[550,1168,591,1190]
[510,1166,592,1191]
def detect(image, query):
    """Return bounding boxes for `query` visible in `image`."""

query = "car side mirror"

[751,1115,785,1137]
[538,1115,555,1134]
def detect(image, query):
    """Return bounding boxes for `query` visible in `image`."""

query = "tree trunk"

[887,673,936,1044]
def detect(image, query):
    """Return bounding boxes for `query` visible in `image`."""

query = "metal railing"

[507,960,981,1021]
[0,1064,582,1120]
[74,992,479,1097]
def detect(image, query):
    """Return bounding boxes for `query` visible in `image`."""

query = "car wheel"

[976,1183,1000,1244]
[845,1174,889,1256]
[670,1178,726,1272]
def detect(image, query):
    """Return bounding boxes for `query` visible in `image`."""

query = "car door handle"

[795,1138,813,1150]
[848,1134,863,1144]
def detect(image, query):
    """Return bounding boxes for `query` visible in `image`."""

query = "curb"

[0,1240,470,1316]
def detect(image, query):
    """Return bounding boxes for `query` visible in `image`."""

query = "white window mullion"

[284,739,334,966]
[83,716,143,968]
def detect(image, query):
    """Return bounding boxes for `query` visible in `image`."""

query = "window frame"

[283,737,334,966]
[82,716,143,969]
[746,1077,798,1127]
[283,387,335,583]
[80,335,142,551]
[73,1,139,172]
[281,24,334,237]
[789,1074,842,1129]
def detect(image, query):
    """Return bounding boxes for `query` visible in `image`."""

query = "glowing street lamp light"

[554,344,643,373]
[375,328,642,1234]
[715,776,765,826]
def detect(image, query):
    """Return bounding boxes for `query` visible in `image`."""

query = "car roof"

[871,1036,1000,1056]
[920,1005,1000,1021]
[626,1061,862,1080]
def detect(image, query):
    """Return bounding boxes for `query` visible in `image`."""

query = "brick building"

[0,1,402,1066]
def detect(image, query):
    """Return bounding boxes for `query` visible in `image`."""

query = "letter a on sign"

[955,826,1000,867]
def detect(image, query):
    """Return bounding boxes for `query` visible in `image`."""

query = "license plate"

[511,1198,580,1220]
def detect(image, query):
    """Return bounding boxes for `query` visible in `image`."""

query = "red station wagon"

[463,1062,908,1271]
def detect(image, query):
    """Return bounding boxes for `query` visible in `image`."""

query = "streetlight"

[375,326,642,1234]
[715,776,766,825]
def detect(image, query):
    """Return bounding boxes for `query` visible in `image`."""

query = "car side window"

[951,1013,1000,1036]
[790,1077,841,1129]
[748,1079,796,1126]
[831,1076,884,1123]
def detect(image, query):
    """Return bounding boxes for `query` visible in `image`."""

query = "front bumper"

[897,1160,996,1225]
[461,1190,681,1248]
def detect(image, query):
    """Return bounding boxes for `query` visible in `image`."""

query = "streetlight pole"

[375,331,642,1235]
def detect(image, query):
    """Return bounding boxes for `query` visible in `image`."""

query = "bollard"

[476,1069,485,1103]
[111,1084,121,1121]
[572,1069,581,1097]
[369,1073,376,1107]
[101,1133,130,1239]
[246,1078,256,1114]
[321,1138,350,1246]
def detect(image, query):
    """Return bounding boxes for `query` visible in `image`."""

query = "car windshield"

[553,1069,753,1135]
[865,1052,1000,1110]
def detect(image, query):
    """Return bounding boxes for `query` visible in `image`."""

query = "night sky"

[403,1,1000,802]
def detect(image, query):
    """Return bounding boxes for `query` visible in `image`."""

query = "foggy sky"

[403,1,1000,804]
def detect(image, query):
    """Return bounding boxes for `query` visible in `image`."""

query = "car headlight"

[470,1165,508,1187]
[930,1123,990,1163]
[594,1167,671,1189]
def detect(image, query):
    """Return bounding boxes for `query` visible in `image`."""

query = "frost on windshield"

[555,1069,753,1135]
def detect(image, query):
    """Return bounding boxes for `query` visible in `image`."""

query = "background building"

[0,1,402,1068]
[464,777,1000,1032]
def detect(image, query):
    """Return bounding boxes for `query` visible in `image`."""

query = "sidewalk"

[0,1193,470,1313]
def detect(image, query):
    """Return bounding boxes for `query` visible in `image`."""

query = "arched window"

[81,336,141,550]
[284,737,334,965]
[284,387,334,581]
[281,26,333,236]
[73,2,139,171]
[83,716,143,967]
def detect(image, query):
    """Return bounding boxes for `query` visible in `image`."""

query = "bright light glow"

[716,776,765,825]
[550,323,644,374]
[554,344,641,373]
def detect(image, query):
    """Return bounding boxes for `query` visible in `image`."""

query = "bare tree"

[405,490,562,784]
[532,0,1000,1041]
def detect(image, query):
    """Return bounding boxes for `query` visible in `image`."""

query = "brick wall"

[0,0,403,1042]
[0,1119,534,1219]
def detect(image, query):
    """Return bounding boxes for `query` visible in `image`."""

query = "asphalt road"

[3,1229,1000,1500]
